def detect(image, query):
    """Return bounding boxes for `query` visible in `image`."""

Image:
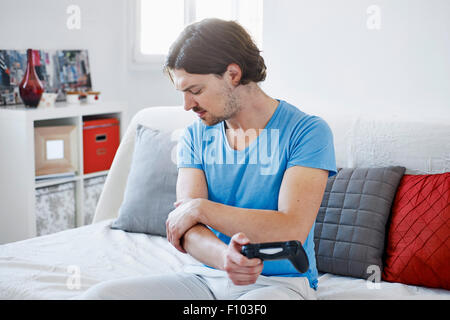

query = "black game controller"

[241,240,309,273]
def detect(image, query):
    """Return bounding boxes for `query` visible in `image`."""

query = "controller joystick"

[241,240,309,273]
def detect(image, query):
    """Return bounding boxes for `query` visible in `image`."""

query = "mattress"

[0,220,449,300]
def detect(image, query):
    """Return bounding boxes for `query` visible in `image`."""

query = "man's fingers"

[226,233,262,268]
[173,197,193,208]
[230,232,250,246]
[173,200,182,208]
[228,249,262,267]
[174,240,187,254]
[225,258,263,275]
[166,222,186,254]
[225,259,263,286]
[229,232,250,255]
[228,233,261,267]
[224,233,264,286]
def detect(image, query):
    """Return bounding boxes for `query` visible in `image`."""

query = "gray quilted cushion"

[314,166,406,279]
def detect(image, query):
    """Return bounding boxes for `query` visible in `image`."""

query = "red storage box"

[83,118,120,174]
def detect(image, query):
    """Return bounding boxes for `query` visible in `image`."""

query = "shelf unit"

[0,101,127,244]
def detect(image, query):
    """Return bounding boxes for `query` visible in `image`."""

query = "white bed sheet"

[1,220,449,300]
[316,273,450,300]
[0,219,201,299]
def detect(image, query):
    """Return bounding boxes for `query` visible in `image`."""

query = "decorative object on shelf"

[83,118,120,174]
[18,49,44,108]
[78,91,87,103]
[0,49,92,106]
[87,91,101,104]
[66,90,95,105]
[34,125,78,178]
[66,91,81,104]
[38,92,58,108]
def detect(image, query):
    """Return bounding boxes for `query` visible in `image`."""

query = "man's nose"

[183,92,197,111]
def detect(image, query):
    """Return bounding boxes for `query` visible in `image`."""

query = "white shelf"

[82,170,109,180]
[34,170,110,188]
[0,102,127,244]
[35,175,81,188]
[0,101,127,121]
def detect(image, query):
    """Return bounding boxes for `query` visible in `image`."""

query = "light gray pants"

[73,265,317,300]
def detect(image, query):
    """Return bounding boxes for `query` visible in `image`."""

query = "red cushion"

[382,172,450,290]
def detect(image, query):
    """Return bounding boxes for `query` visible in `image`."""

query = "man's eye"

[191,90,201,95]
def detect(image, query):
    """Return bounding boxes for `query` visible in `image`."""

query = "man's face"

[172,68,241,126]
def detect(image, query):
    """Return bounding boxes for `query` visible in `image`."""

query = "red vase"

[19,49,44,108]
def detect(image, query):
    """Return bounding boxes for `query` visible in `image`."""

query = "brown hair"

[163,18,266,85]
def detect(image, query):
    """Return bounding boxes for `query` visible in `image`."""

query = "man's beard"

[205,87,241,126]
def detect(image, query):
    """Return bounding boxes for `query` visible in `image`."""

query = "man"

[79,18,337,300]
[164,17,336,298]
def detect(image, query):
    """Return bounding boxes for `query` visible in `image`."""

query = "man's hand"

[166,198,204,253]
[222,233,263,286]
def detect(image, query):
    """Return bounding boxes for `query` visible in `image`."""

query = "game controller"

[241,240,309,273]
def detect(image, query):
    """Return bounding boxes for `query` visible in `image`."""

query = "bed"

[1,105,449,300]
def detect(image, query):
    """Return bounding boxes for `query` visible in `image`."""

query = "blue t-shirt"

[176,99,337,289]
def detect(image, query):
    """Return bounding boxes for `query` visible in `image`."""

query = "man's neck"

[224,84,279,132]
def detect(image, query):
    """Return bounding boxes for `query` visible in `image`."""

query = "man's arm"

[198,165,328,244]
[169,166,328,284]
[173,168,262,283]
[170,165,328,247]
[174,168,226,269]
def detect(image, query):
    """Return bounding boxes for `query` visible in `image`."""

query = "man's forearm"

[182,224,227,270]
[198,200,312,244]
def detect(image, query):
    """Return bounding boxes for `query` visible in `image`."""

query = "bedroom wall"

[2,0,449,124]
[122,0,450,122]
[261,0,450,119]
[0,0,128,109]
[127,0,450,121]
[0,0,182,127]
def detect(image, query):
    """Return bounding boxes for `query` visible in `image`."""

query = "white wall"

[261,0,450,119]
[2,0,448,124]
[123,1,183,120]
[0,0,128,106]
[0,0,182,128]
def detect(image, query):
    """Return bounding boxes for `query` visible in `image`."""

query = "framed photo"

[0,49,92,106]
[34,125,78,178]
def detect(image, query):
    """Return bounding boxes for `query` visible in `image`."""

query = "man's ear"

[226,63,242,86]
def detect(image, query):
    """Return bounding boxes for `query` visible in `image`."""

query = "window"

[133,0,263,64]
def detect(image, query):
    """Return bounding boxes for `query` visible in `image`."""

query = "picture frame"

[34,125,78,178]
[0,49,92,106]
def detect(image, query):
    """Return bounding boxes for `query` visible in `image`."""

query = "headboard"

[320,111,450,175]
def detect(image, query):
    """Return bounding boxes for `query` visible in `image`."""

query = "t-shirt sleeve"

[287,116,338,177]
[177,123,203,170]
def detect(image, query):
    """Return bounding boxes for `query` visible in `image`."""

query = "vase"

[19,49,44,108]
